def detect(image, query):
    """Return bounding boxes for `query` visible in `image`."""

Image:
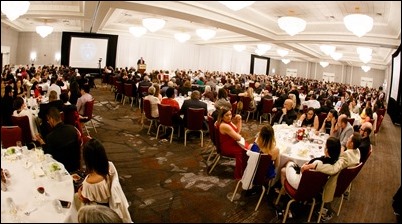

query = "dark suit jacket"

[180,99,207,127]
[271,108,297,126]
[359,137,371,163]
[43,122,81,173]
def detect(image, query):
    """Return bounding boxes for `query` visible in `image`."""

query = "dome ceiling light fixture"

[361,65,371,72]
[277,15,306,36]
[343,7,373,37]
[254,48,266,56]
[281,59,291,64]
[1,1,30,21]
[320,61,329,68]
[142,18,166,32]
[196,28,216,41]
[257,44,271,52]
[330,52,343,61]
[356,47,373,56]
[36,20,53,38]
[277,49,289,57]
[218,1,255,11]
[129,26,147,37]
[174,32,191,43]
[359,54,372,64]
[233,44,246,52]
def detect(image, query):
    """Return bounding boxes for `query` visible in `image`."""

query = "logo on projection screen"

[80,42,97,61]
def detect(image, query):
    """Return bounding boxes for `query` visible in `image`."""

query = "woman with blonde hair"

[153,83,163,101]
[238,87,256,110]
[288,93,297,109]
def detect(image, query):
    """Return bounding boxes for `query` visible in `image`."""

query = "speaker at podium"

[138,64,146,74]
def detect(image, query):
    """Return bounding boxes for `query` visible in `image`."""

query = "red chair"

[228,93,238,104]
[1,126,22,148]
[230,151,274,211]
[138,85,150,109]
[231,101,238,115]
[123,83,134,107]
[184,108,205,147]
[330,162,364,217]
[156,104,176,143]
[208,123,236,174]
[206,115,217,164]
[360,145,372,164]
[79,99,97,136]
[114,81,124,103]
[63,108,83,135]
[259,98,274,124]
[142,99,158,135]
[318,112,328,129]
[11,115,37,148]
[376,108,386,117]
[240,96,256,122]
[275,169,329,223]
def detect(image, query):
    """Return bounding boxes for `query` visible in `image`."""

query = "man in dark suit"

[35,107,81,173]
[39,90,64,137]
[271,99,297,126]
[137,57,145,65]
[180,90,207,128]
[358,121,372,163]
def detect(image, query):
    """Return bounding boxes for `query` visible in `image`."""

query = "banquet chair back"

[259,98,274,124]
[123,83,134,107]
[208,123,236,174]
[142,99,158,135]
[11,115,35,148]
[206,115,217,164]
[275,169,329,223]
[184,108,205,147]
[376,108,386,117]
[228,93,238,104]
[374,115,384,134]
[156,104,176,143]
[230,151,274,211]
[108,161,132,223]
[318,112,327,129]
[138,86,150,109]
[1,126,22,148]
[114,81,124,103]
[63,108,83,135]
[79,99,97,136]
[333,162,364,216]
[361,145,372,164]
[240,96,256,122]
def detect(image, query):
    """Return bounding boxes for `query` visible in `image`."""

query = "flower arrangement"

[296,128,305,140]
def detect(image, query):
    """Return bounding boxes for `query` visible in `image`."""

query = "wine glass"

[37,186,47,205]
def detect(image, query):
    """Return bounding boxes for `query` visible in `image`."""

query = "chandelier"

[277,49,289,57]
[36,25,54,38]
[359,54,372,64]
[129,26,147,37]
[233,44,246,52]
[330,52,343,61]
[254,48,265,56]
[142,18,165,32]
[196,28,216,41]
[344,13,373,37]
[320,61,329,68]
[278,16,306,36]
[174,32,191,43]
[356,47,372,56]
[219,1,255,11]
[257,44,271,52]
[1,1,30,21]
[281,59,291,64]
[320,45,336,56]
[361,65,371,72]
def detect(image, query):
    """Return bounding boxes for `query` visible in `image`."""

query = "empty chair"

[114,81,124,103]
[1,126,22,148]
[184,108,205,147]
[156,104,177,143]
[142,99,158,135]
[11,115,37,148]
[122,83,134,107]
[79,99,97,136]
[259,98,274,124]
[230,151,274,211]
[275,169,329,223]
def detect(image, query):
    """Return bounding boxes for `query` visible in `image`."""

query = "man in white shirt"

[47,76,61,100]
[302,94,321,109]
[76,84,93,116]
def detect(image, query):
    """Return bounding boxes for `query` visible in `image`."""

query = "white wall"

[1,28,386,88]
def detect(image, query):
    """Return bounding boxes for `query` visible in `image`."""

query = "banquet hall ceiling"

[1,1,401,70]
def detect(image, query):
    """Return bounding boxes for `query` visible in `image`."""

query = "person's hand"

[233,114,241,123]
[272,107,277,112]
[282,107,287,114]
[301,163,312,173]
[331,117,336,125]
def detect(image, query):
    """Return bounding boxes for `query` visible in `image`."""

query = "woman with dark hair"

[319,109,338,135]
[13,79,25,98]
[1,85,15,125]
[339,101,351,118]
[298,107,319,130]
[30,81,42,98]
[215,107,247,180]
[76,138,111,208]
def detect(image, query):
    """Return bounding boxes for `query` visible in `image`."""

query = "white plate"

[47,162,65,173]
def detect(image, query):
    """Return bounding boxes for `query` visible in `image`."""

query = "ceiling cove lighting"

[174,32,191,43]
[281,59,291,64]
[196,28,216,41]
[219,1,255,11]
[361,65,371,72]
[320,61,329,68]
[277,16,306,36]
[129,26,147,37]
[1,1,30,21]
[233,44,246,52]
[320,45,336,56]
[142,18,166,32]
[36,25,54,38]
[344,13,373,37]
[277,49,289,57]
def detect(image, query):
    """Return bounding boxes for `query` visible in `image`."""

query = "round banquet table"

[1,147,77,223]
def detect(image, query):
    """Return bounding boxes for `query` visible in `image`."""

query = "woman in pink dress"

[215,107,248,180]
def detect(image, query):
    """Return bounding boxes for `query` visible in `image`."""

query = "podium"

[138,64,146,74]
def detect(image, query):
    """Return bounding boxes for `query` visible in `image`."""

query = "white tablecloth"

[273,124,328,168]
[1,148,77,223]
